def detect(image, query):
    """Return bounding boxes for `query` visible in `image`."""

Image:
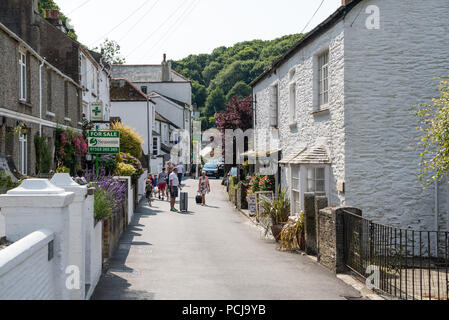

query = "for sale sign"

[88,130,120,154]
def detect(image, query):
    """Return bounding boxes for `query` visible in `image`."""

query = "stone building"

[251,0,449,231]
[0,21,82,176]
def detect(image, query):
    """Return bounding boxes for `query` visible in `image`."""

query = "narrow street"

[92,178,360,300]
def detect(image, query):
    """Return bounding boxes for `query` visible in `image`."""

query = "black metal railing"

[343,210,449,300]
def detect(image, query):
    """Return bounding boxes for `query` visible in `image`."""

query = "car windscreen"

[204,164,217,169]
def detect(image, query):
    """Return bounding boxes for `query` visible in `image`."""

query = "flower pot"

[271,224,285,242]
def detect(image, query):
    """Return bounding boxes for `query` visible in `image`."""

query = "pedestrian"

[198,170,210,206]
[153,174,158,197]
[157,167,168,201]
[146,173,154,207]
[166,162,173,200]
[169,167,182,212]
[177,162,184,184]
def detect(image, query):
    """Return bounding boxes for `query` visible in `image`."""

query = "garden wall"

[0,229,56,299]
[0,176,103,300]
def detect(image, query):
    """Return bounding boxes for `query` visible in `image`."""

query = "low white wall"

[0,229,56,300]
[138,170,148,202]
[0,212,4,238]
[86,221,102,300]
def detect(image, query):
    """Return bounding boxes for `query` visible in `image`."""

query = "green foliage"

[37,0,77,40]
[34,135,52,174]
[93,188,113,221]
[116,152,144,182]
[92,39,125,65]
[172,33,304,123]
[115,162,136,177]
[98,156,118,176]
[55,127,87,176]
[111,122,144,158]
[260,187,291,233]
[415,77,449,185]
[55,166,70,173]
[0,171,19,192]
[226,81,251,102]
[205,88,225,118]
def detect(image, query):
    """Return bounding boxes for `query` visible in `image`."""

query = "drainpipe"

[435,179,439,231]
[39,58,46,135]
[147,96,151,172]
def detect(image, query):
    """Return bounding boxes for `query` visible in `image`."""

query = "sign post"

[88,130,120,176]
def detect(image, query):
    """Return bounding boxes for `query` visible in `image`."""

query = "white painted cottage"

[251,0,449,231]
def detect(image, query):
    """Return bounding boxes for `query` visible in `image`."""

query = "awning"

[280,145,330,165]
[240,148,281,159]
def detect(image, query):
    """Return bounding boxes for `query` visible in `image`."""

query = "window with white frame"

[19,51,27,101]
[307,167,326,193]
[289,83,296,123]
[18,132,27,175]
[270,83,279,128]
[153,137,158,156]
[291,166,301,214]
[318,50,329,106]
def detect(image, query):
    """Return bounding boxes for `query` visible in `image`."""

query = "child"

[146,174,154,207]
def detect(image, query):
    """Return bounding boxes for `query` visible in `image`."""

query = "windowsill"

[18,100,32,108]
[311,107,330,116]
[289,122,297,130]
[46,111,55,118]
[64,117,72,122]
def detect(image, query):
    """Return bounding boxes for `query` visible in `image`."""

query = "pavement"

[92,177,362,300]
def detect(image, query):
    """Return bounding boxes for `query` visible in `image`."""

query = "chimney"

[161,53,170,82]
[342,0,354,6]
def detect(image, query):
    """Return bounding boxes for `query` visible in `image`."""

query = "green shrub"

[0,170,19,192]
[111,121,144,158]
[34,135,52,174]
[115,162,136,177]
[94,189,113,221]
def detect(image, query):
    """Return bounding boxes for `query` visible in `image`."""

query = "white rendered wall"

[0,229,56,300]
[253,19,346,208]
[110,101,155,155]
[136,82,192,105]
[343,0,449,230]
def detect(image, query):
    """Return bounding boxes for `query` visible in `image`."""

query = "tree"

[415,77,449,185]
[202,61,222,86]
[93,39,126,65]
[192,80,207,109]
[205,88,226,118]
[216,96,253,132]
[111,122,143,158]
[226,81,251,102]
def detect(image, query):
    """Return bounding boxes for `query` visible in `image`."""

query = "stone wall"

[253,19,346,209]
[344,0,449,230]
[317,206,362,274]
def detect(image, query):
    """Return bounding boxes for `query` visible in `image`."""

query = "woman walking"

[197,171,210,206]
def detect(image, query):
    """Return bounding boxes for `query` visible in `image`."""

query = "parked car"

[203,163,221,179]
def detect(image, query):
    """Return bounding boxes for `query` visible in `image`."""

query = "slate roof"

[280,146,330,165]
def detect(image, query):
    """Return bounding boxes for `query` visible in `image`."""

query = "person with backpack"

[197,171,210,206]
[157,167,168,201]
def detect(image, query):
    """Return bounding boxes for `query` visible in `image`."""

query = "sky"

[55,0,342,64]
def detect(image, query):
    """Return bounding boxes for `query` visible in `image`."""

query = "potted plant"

[260,187,291,241]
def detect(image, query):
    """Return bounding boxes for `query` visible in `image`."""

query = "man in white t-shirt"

[169,167,182,212]
[176,163,184,184]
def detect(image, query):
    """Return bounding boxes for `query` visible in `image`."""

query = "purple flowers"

[84,167,127,212]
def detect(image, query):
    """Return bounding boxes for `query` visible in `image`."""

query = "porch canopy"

[279,145,330,165]
[240,148,281,159]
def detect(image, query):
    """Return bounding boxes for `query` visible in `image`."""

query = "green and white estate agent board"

[88,130,120,175]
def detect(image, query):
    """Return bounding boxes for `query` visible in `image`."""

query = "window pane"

[316,179,325,192]
[316,167,325,180]
[307,168,314,180]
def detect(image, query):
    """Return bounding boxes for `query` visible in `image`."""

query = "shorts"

[158,183,166,191]
[170,186,179,198]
